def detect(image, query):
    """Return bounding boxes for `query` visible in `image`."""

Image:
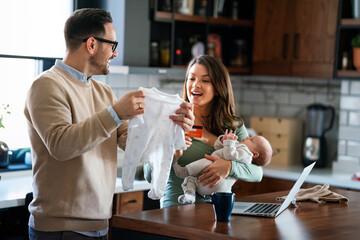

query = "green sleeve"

[229,162,263,182]
[229,122,263,182]
[233,122,249,141]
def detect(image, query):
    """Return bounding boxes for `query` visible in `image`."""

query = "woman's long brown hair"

[182,55,243,136]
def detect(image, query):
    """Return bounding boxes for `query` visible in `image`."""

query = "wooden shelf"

[174,13,207,23]
[155,11,172,21]
[173,65,250,74]
[227,66,251,74]
[172,65,187,69]
[209,17,253,27]
[341,18,360,27]
[337,69,360,78]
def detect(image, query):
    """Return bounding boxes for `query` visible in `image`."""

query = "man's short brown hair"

[64,8,113,51]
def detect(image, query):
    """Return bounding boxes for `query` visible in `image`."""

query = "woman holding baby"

[145,55,265,208]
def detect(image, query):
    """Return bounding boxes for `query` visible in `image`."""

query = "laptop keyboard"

[245,203,281,214]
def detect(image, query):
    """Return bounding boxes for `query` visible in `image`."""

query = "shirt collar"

[55,59,90,83]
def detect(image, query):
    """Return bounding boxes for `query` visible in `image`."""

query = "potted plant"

[0,104,11,168]
[0,103,11,129]
[351,34,360,71]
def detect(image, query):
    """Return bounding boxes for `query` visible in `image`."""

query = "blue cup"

[204,192,235,222]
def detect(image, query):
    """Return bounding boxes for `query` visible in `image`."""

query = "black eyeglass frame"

[82,36,118,52]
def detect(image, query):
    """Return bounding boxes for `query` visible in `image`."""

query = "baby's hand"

[222,129,238,142]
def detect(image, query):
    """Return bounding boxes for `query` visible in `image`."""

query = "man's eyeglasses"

[82,37,118,52]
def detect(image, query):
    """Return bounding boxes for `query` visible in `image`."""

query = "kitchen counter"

[263,164,360,190]
[2,163,359,209]
[112,189,360,239]
[0,170,151,209]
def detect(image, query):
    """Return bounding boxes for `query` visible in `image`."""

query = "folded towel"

[276,184,349,204]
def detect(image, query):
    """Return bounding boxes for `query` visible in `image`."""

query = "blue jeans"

[28,227,108,240]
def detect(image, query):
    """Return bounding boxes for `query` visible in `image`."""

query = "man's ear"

[84,37,97,55]
[252,152,259,159]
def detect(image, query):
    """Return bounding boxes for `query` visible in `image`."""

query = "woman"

[145,55,263,208]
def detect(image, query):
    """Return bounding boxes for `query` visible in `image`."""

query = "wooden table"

[111,188,359,240]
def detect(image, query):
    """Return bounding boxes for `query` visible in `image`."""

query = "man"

[24,8,194,240]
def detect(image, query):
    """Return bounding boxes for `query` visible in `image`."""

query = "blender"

[303,104,335,168]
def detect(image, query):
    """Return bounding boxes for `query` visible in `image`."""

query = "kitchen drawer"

[259,132,291,149]
[112,191,143,215]
[250,116,303,166]
[250,117,302,135]
[271,148,292,166]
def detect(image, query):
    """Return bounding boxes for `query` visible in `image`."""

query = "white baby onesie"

[122,87,187,200]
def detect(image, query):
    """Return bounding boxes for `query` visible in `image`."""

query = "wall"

[97,69,349,172]
[335,80,360,174]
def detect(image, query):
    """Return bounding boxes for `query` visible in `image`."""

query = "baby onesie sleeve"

[222,140,253,164]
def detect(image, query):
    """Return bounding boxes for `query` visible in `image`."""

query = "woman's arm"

[229,161,263,182]
[197,123,263,187]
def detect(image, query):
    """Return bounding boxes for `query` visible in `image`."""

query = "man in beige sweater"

[24,8,194,240]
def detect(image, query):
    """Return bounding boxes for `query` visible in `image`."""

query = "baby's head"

[241,136,272,166]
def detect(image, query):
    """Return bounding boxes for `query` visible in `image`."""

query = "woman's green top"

[143,123,263,208]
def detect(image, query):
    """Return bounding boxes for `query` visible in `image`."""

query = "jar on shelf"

[342,52,349,70]
[150,42,159,67]
[160,40,170,67]
[207,43,215,57]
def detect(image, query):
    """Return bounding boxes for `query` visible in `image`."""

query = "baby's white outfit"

[175,136,253,204]
[122,87,187,200]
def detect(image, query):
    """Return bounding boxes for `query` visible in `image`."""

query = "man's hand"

[197,154,232,188]
[169,102,194,133]
[112,90,146,120]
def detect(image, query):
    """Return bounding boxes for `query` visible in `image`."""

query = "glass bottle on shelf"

[207,43,215,57]
[232,1,238,20]
[160,40,170,67]
[198,0,207,16]
[150,42,159,66]
[342,52,349,70]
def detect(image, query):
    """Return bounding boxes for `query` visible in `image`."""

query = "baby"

[173,130,272,204]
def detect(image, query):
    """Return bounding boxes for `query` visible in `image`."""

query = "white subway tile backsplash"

[314,93,340,107]
[350,81,360,95]
[339,110,348,125]
[341,80,349,94]
[290,92,315,106]
[107,73,128,88]
[339,126,360,141]
[340,96,360,110]
[349,111,360,126]
[148,74,162,88]
[338,140,346,155]
[128,74,148,88]
[238,103,253,117]
[347,141,360,156]
[332,157,360,174]
[242,89,266,103]
[277,105,305,118]
[252,104,277,116]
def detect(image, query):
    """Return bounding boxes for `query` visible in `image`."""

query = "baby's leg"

[173,162,189,179]
[178,176,197,204]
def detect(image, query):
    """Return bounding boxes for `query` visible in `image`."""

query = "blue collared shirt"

[55,60,122,126]
[54,60,121,237]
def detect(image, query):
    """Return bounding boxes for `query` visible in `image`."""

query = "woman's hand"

[173,135,192,159]
[197,154,232,188]
[169,102,194,134]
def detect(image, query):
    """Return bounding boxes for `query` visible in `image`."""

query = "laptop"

[232,162,316,218]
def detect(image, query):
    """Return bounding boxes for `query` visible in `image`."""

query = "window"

[0,0,73,58]
[0,0,73,149]
[0,58,38,148]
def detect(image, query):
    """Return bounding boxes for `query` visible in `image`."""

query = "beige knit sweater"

[24,66,128,231]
